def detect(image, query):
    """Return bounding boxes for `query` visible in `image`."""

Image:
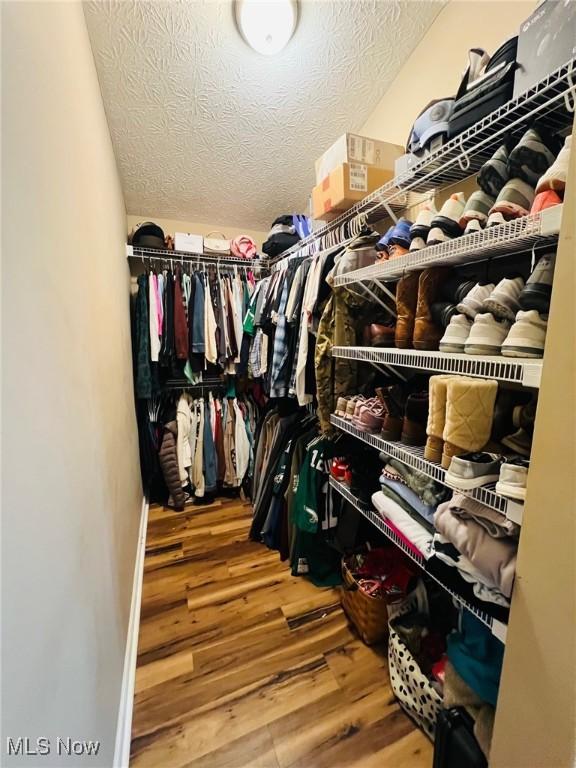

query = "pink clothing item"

[231,235,257,259]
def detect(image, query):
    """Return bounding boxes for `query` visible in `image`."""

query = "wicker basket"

[340,559,390,645]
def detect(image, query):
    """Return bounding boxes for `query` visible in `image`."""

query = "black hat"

[132,221,165,249]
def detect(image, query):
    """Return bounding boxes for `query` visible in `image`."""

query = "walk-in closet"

[3,2,575,767]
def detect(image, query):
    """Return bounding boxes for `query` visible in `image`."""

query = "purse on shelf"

[204,231,231,255]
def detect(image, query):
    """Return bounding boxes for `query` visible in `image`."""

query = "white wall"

[361,0,535,146]
[2,2,142,765]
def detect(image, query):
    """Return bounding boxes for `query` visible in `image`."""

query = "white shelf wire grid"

[127,244,266,271]
[334,206,563,286]
[332,347,543,389]
[330,414,516,521]
[329,477,504,639]
[270,60,576,267]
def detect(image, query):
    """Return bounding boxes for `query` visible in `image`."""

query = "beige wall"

[127,214,268,251]
[361,0,535,147]
[2,2,142,765]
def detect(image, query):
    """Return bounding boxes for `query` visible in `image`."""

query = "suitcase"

[433,707,487,768]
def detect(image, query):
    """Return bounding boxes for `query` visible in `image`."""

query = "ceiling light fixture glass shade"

[235,0,298,56]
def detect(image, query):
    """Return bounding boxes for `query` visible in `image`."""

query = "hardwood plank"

[181,726,279,768]
[135,650,195,693]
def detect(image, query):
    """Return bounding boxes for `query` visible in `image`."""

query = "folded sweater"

[372,491,433,559]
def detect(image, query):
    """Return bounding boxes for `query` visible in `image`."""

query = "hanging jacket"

[174,271,189,360]
[158,421,185,511]
[135,274,152,399]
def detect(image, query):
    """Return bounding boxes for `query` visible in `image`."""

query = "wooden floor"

[130,498,433,768]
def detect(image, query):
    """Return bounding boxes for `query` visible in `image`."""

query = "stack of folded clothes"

[427,493,519,623]
[371,457,451,559]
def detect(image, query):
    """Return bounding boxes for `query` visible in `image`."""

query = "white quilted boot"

[442,377,498,469]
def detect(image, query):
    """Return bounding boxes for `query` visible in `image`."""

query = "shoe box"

[513,0,576,99]
[314,132,403,186]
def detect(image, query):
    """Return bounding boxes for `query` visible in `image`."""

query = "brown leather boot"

[413,267,449,350]
[395,272,420,348]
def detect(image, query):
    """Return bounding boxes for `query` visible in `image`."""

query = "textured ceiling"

[84,0,443,230]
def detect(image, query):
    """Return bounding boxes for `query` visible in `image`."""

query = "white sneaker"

[536,136,571,195]
[456,282,495,319]
[482,277,525,322]
[464,313,511,355]
[439,314,472,353]
[501,310,547,358]
[410,204,437,251]
[427,193,466,245]
[496,457,529,501]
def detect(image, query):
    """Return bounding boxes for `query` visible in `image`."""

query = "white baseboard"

[113,495,149,768]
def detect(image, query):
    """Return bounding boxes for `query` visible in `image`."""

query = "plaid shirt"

[269,278,290,398]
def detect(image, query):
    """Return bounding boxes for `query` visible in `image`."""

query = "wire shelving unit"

[127,244,266,271]
[269,60,575,267]
[329,477,508,642]
[332,347,543,389]
[333,206,563,286]
[330,415,523,525]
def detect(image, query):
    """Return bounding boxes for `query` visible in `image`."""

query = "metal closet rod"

[129,252,266,270]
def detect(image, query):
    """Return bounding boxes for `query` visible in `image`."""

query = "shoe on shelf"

[530,189,563,215]
[508,127,557,187]
[477,144,510,198]
[502,428,532,457]
[377,385,406,441]
[482,276,525,322]
[395,271,420,349]
[364,323,396,348]
[440,275,476,305]
[439,314,472,353]
[344,396,366,420]
[519,253,556,314]
[410,204,437,251]
[512,397,537,436]
[456,282,495,319]
[501,310,547,358]
[464,313,511,355]
[486,178,535,227]
[431,302,458,329]
[376,225,395,259]
[330,458,349,482]
[459,190,495,230]
[445,451,504,490]
[495,457,530,502]
[427,193,466,245]
[413,267,448,350]
[334,396,350,418]
[401,392,429,446]
[535,135,571,195]
[389,218,413,252]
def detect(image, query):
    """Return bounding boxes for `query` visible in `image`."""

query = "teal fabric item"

[447,612,504,707]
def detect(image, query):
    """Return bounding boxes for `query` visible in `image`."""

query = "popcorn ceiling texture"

[84,0,443,230]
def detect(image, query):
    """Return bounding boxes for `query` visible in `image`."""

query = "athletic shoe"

[519,253,555,313]
[477,144,510,197]
[431,302,458,329]
[535,135,571,195]
[482,277,525,322]
[456,282,495,319]
[508,128,556,187]
[410,204,437,251]
[440,276,476,305]
[427,193,466,244]
[495,457,529,501]
[464,313,511,355]
[486,178,535,227]
[502,428,532,458]
[459,190,495,230]
[389,218,413,251]
[445,451,503,490]
[334,397,349,417]
[530,189,563,215]
[439,314,472,352]
[354,402,386,433]
[501,310,547,358]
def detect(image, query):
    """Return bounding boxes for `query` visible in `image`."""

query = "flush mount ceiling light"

[235,0,298,56]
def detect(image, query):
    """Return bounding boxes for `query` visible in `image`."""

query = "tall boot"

[413,267,449,350]
[424,374,454,463]
[442,376,498,469]
[395,272,420,349]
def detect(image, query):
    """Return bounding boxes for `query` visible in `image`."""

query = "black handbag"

[433,707,488,768]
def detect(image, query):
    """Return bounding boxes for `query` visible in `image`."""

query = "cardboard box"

[514,0,576,98]
[315,133,403,185]
[312,163,394,222]
[174,232,204,254]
